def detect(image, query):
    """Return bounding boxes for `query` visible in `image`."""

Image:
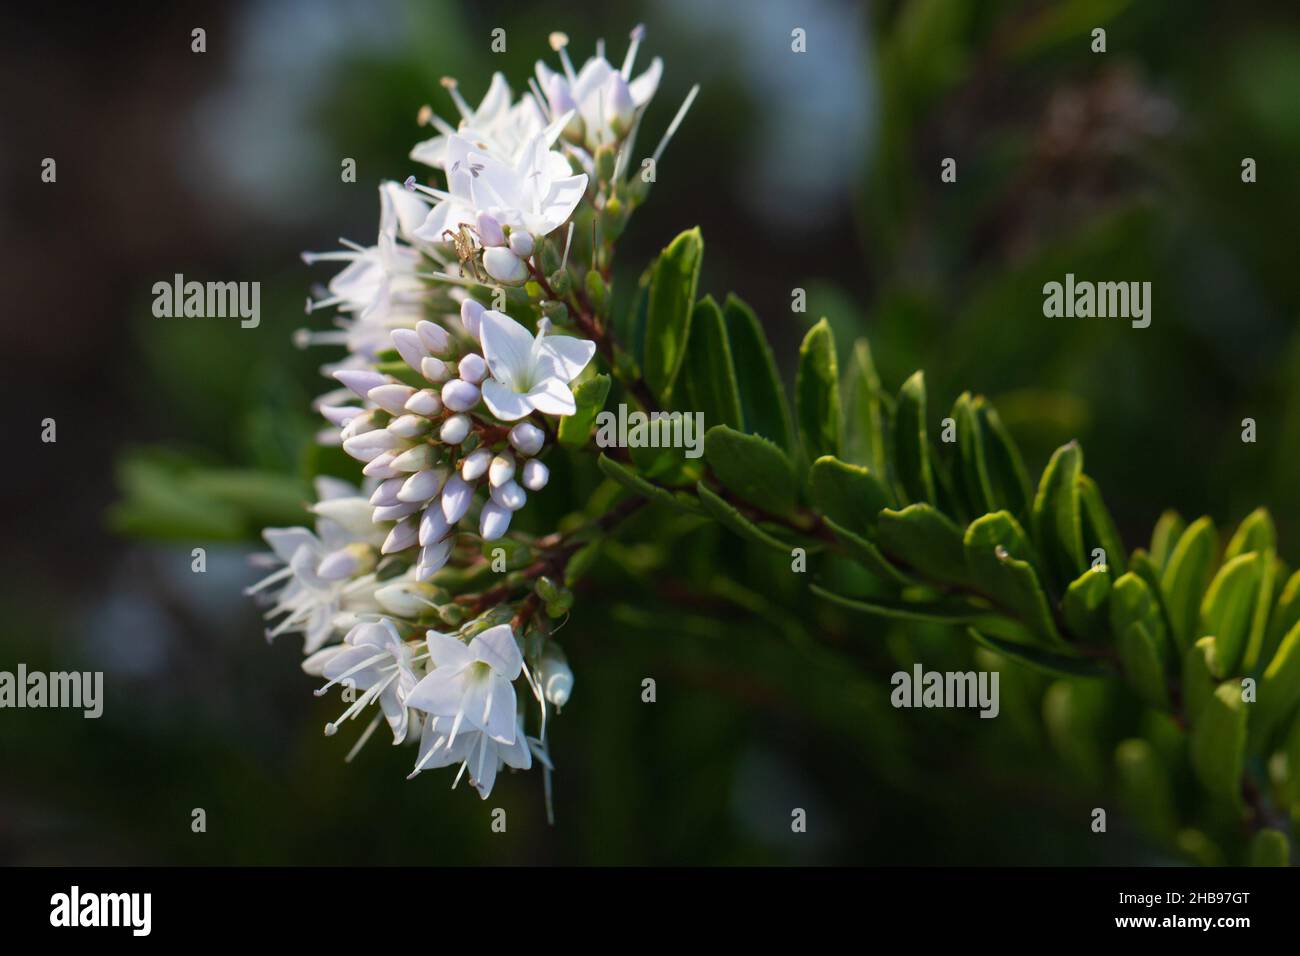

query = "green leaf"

[795,318,841,463]
[1031,441,1085,593]
[563,541,601,588]
[1117,621,1169,708]
[722,294,793,451]
[1225,507,1275,563]
[811,584,988,625]
[841,338,890,477]
[968,628,1107,678]
[1200,552,1262,677]
[557,373,611,448]
[1267,569,1300,662]
[1115,739,1178,842]
[1063,568,1112,643]
[1110,572,1168,648]
[1253,619,1300,747]
[975,400,1032,519]
[893,371,936,505]
[595,453,703,515]
[951,392,994,518]
[963,511,1061,646]
[877,503,970,586]
[703,425,797,516]
[1159,516,1218,654]
[1248,828,1290,867]
[1078,474,1127,575]
[1149,510,1186,572]
[642,227,703,402]
[1241,548,1277,673]
[809,456,892,535]
[1189,682,1247,806]
[679,296,743,431]
[1182,636,1219,728]
[821,517,914,585]
[695,481,790,551]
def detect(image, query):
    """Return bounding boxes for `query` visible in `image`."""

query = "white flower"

[305,619,419,744]
[414,127,587,245]
[405,625,524,745]
[537,27,662,151]
[478,311,595,420]
[410,73,549,169]
[408,714,532,799]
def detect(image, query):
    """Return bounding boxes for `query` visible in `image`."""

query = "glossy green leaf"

[1078,474,1127,575]
[679,296,743,431]
[893,371,936,505]
[643,227,703,402]
[1063,568,1112,643]
[722,294,793,451]
[841,338,890,477]
[703,425,797,516]
[952,392,994,518]
[695,481,789,551]
[1189,682,1247,805]
[557,373,611,448]
[795,318,841,464]
[595,453,704,515]
[821,517,913,585]
[975,400,1032,519]
[1117,621,1169,708]
[1200,552,1262,677]
[809,456,892,535]
[1182,636,1218,728]
[1031,441,1085,593]
[964,511,1061,645]
[1241,548,1277,673]
[1110,572,1168,651]
[1159,516,1217,654]
[1252,619,1300,747]
[968,628,1105,677]
[1149,510,1185,571]
[1224,506,1275,563]
[877,503,970,587]
[811,584,988,625]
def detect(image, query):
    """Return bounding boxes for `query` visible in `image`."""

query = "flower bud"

[398,467,447,503]
[311,497,377,536]
[441,378,481,412]
[416,320,451,355]
[381,515,419,554]
[405,389,443,417]
[372,501,421,521]
[461,447,493,481]
[362,451,401,479]
[368,383,416,416]
[439,414,471,445]
[490,479,527,511]
[483,247,528,285]
[538,643,574,711]
[416,536,454,581]
[419,504,450,546]
[458,353,487,384]
[509,422,545,456]
[521,458,549,491]
[440,474,474,523]
[390,443,436,472]
[391,328,428,370]
[387,414,433,439]
[342,429,401,463]
[479,501,513,541]
[476,212,506,247]
[369,476,405,507]
[604,74,636,137]
[488,452,516,488]
[375,579,435,618]
[460,298,485,340]
[421,356,450,383]
[333,368,388,399]
[320,404,364,427]
[508,231,534,258]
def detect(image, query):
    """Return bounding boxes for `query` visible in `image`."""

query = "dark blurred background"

[3,0,1299,864]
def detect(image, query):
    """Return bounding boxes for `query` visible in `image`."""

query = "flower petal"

[481,377,534,421]
[479,310,535,389]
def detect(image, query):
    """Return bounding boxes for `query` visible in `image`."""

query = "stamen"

[416,104,434,126]
[440,76,473,120]
[345,713,383,763]
[527,77,551,122]
[651,84,700,165]
[560,222,575,271]
[403,176,453,202]
[549,32,577,84]
[313,651,391,695]
[622,24,645,79]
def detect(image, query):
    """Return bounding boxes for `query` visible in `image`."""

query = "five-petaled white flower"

[409,713,533,799]
[405,624,526,745]
[478,310,595,421]
[305,618,420,744]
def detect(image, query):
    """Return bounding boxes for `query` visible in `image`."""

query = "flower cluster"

[248,26,695,804]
